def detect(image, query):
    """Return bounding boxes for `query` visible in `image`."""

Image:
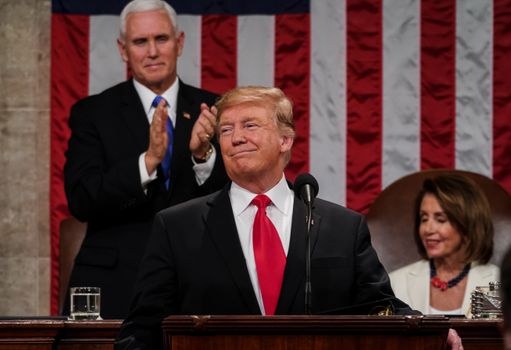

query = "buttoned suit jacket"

[389,259,500,315]
[116,183,413,349]
[64,79,228,319]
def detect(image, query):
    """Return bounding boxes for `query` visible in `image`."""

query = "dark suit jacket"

[115,183,414,349]
[63,79,228,319]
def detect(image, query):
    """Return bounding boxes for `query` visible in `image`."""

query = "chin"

[427,253,444,260]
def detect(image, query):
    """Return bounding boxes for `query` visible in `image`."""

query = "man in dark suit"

[115,86,422,350]
[63,0,228,319]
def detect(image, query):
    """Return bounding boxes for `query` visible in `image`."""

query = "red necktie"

[252,194,286,315]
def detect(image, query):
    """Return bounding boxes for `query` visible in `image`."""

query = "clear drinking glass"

[69,287,102,320]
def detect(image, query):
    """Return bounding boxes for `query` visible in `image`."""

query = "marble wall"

[0,0,51,315]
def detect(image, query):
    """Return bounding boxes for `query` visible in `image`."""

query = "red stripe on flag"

[50,14,90,315]
[201,15,237,94]
[274,14,310,182]
[346,0,382,213]
[420,0,456,170]
[493,0,511,194]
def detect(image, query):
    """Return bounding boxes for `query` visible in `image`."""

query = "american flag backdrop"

[50,0,511,314]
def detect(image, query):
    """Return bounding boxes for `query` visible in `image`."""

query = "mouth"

[230,149,255,158]
[423,239,441,249]
[145,62,164,70]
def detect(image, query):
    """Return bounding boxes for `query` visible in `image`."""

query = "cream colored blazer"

[389,259,500,316]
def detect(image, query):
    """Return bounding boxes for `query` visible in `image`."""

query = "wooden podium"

[0,317,504,349]
[162,315,450,350]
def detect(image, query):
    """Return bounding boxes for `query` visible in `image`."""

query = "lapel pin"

[183,112,191,120]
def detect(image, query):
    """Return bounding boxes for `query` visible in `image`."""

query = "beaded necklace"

[429,260,471,291]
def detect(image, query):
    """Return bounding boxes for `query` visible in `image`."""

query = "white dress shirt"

[133,78,216,189]
[229,175,295,314]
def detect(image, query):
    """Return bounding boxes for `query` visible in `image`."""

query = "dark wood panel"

[59,320,121,350]
[0,317,505,350]
[163,315,450,350]
[0,320,62,350]
[451,319,504,350]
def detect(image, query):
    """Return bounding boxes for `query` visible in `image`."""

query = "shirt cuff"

[192,147,216,185]
[139,152,158,192]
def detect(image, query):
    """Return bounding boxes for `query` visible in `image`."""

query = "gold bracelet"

[194,144,213,163]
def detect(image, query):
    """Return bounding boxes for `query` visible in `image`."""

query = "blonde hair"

[215,86,295,137]
[215,86,296,163]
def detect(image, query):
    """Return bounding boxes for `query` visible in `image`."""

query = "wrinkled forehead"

[217,102,274,123]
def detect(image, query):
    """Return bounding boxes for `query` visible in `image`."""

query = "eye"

[219,126,233,135]
[156,35,170,43]
[132,38,147,46]
[431,211,448,224]
[245,122,258,129]
[437,216,448,224]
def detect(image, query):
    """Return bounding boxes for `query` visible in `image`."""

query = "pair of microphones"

[294,173,319,315]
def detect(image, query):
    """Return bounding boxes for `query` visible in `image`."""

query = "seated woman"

[389,173,499,315]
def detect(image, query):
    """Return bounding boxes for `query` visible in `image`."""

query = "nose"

[422,218,435,235]
[148,40,158,58]
[231,126,246,145]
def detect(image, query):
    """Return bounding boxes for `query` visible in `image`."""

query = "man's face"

[118,10,184,94]
[218,104,293,191]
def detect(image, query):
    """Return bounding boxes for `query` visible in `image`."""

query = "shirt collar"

[230,175,292,216]
[132,78,179,120]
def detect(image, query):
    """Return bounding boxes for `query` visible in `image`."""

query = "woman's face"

[419,193,464,260]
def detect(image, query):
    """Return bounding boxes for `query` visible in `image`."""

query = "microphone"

[295,173,319,206]
[294,173,319,315]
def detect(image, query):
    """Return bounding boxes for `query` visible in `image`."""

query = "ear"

[280,135,294,153]
[177,31,185,57]
[117,39,129,63]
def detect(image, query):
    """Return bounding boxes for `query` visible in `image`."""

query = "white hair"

[119,0,179,40]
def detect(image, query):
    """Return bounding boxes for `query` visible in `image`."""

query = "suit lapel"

[120,80,149,151]
[276,196,321,314]
[407,261,429,312]
[172,81,196,171]
[205,186,261,314]
[463,263,494,314]
[164,81,200,197]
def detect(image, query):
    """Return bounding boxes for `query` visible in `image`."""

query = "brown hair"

[413,173,494,264]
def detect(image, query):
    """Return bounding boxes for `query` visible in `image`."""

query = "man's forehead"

[220,104,271,121]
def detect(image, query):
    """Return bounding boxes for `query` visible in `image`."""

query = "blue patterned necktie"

[152,95,174,190]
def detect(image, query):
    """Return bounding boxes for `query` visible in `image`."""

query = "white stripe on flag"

[177,15,201,88]
[310,0,347,205]
[89,15,126,95]
[237,15,275,87]
[382,0,421,188]
[455,0,493,177]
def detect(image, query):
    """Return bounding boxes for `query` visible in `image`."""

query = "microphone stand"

[295,174,319,316]
[304,201,313,315]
